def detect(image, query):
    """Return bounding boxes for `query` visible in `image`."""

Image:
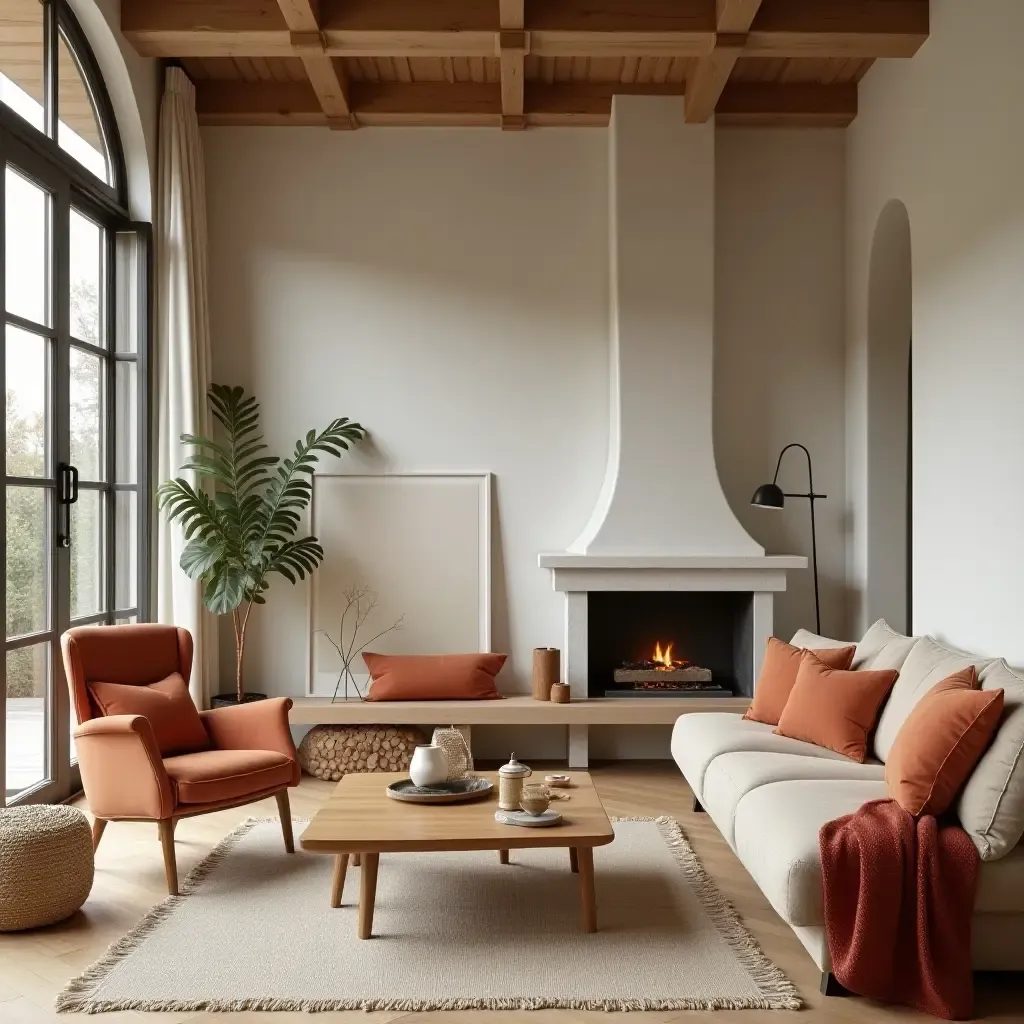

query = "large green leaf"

[159,384,365,622]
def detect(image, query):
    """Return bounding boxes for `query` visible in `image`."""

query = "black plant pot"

[210,692,269,709]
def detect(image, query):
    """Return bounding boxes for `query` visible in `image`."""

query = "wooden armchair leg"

[158,819,178,896]
[276,789,295,853]
[91,818,107,851]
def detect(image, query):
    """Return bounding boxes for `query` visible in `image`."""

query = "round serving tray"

[386,777,494,805]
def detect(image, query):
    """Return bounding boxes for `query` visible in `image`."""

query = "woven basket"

[0,805,94,931]
[431,726,474,780]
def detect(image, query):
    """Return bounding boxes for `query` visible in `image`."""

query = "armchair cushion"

[163,749,294,805]
[88,673,209,757]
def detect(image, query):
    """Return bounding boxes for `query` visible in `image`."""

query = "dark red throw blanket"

[819,798,980,1020]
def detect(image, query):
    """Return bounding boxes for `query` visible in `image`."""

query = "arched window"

[1,1,148,805]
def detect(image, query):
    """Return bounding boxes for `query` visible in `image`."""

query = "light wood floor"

[3,763,1022,1023]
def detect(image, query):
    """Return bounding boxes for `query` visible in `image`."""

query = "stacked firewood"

[297,724,427,781]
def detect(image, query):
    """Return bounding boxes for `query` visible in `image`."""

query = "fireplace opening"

[587,591,754,699]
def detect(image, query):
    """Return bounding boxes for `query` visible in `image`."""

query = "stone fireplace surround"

[538,96,805,766]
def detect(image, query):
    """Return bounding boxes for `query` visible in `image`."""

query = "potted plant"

[157,384,365,707]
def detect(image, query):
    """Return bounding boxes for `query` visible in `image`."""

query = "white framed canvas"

[307,473,492,697]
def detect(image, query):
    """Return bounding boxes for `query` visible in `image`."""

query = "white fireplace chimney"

[571,96,762,557]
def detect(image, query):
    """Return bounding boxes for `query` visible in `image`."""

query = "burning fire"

[653,641,678,669]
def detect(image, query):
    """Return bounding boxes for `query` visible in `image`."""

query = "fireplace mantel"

[539,553,806,595]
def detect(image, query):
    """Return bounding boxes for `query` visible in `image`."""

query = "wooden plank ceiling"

[123,0,930,129]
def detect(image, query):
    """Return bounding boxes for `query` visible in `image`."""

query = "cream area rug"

[59,816,801,1013]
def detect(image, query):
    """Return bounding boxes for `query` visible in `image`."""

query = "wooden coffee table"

[300,770,614,938]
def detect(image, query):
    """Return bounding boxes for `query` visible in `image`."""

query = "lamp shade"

[750,482,785,509]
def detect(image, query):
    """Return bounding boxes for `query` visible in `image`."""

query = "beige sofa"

[671,619,1024,991]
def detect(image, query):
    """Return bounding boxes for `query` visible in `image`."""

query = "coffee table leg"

[499,849,510,865]
[569,847,579,873]
[358,853,380,939]
[577,847,596,933]
[352,853,361,868]
[330,854,349,908]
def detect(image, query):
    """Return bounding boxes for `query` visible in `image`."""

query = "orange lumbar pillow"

[885,667,1004,816]
[87,673,210,756]
[362,652,507,701]
[744,637,856,726]
[774,651,899,762]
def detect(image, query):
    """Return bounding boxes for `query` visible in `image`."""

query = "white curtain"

[155,67,218,705]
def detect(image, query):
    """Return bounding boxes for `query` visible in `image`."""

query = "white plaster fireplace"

[539,96,804,766]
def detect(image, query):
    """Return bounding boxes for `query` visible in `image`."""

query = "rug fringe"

[614,814,803,1011]
[56,816,297,1014]
[58,814,802,1013]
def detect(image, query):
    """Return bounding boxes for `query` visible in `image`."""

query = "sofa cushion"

[775,655,898,762]
[872,636,990,761]
[733,779,889,927]
[957,659,1024,860]
[744,638,855,727]
[163,748,294,804]
[790,628,855,651]
[87,673,209,757]
[670,712,854,802]
[702,752,884,848]
[853,618,919,671]
[886,668,1004,816]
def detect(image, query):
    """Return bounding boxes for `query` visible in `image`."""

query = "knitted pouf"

[0,805,94,931]
[298,724,427,781]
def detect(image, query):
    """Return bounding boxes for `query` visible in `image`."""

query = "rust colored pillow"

[87,672,209,756]
[886,667,1004,816]
[774,652,899,762]
[744,638,856,726]
[363,652,507,701]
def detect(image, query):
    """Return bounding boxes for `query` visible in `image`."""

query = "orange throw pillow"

[886,667,1004,816]
[363,652,506,701]
[87,672,210,756]
[775,653,898,762]
[744,638,856,726]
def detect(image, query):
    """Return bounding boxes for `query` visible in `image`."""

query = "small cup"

[519,785,550,816]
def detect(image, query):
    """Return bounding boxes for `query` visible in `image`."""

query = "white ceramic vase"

[409,744,449,788]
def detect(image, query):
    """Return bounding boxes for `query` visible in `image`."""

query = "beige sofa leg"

[158,819,178,896]
[91,818,107,851]
[691,795,704,813]
[275,789,295,853]
[820,972,848,997]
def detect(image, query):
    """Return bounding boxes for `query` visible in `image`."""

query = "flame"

[653,641,675,668]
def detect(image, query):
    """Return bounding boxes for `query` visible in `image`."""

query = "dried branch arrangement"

[315,583,404,702]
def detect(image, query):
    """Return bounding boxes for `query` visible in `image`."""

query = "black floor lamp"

[750,443,826,635]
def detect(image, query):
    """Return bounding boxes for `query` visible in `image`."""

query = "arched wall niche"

[865,198,912,632]
[69,0,159,222]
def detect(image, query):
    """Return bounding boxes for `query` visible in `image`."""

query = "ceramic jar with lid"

[497,753,532,810]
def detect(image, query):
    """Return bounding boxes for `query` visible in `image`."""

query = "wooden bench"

[289,695,750,767]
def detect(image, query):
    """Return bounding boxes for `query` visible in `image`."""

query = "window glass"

[58,32,109,181]
[70,208,103,344]
[0,0,45,133]
[5,324,49,478]
[5,166,50,327]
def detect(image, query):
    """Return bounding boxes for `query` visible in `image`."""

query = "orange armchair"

[61,624,299,895]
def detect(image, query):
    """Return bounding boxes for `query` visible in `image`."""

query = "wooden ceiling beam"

[685,0,762,123]
[745,0,928,58]
[715,81,857,126]
[123,0,927,60]
[193,79,856,128]
[276,0,354,128]
[498,0,526,130]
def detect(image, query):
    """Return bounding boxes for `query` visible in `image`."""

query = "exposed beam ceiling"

[275,0,354,127]
[194,78,858,128]
[126,0,927,127]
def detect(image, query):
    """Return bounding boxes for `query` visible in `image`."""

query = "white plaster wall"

[715,129,848,642]
[203,124,848,756]
[203,127,611,709]
[846,0,1024,663]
